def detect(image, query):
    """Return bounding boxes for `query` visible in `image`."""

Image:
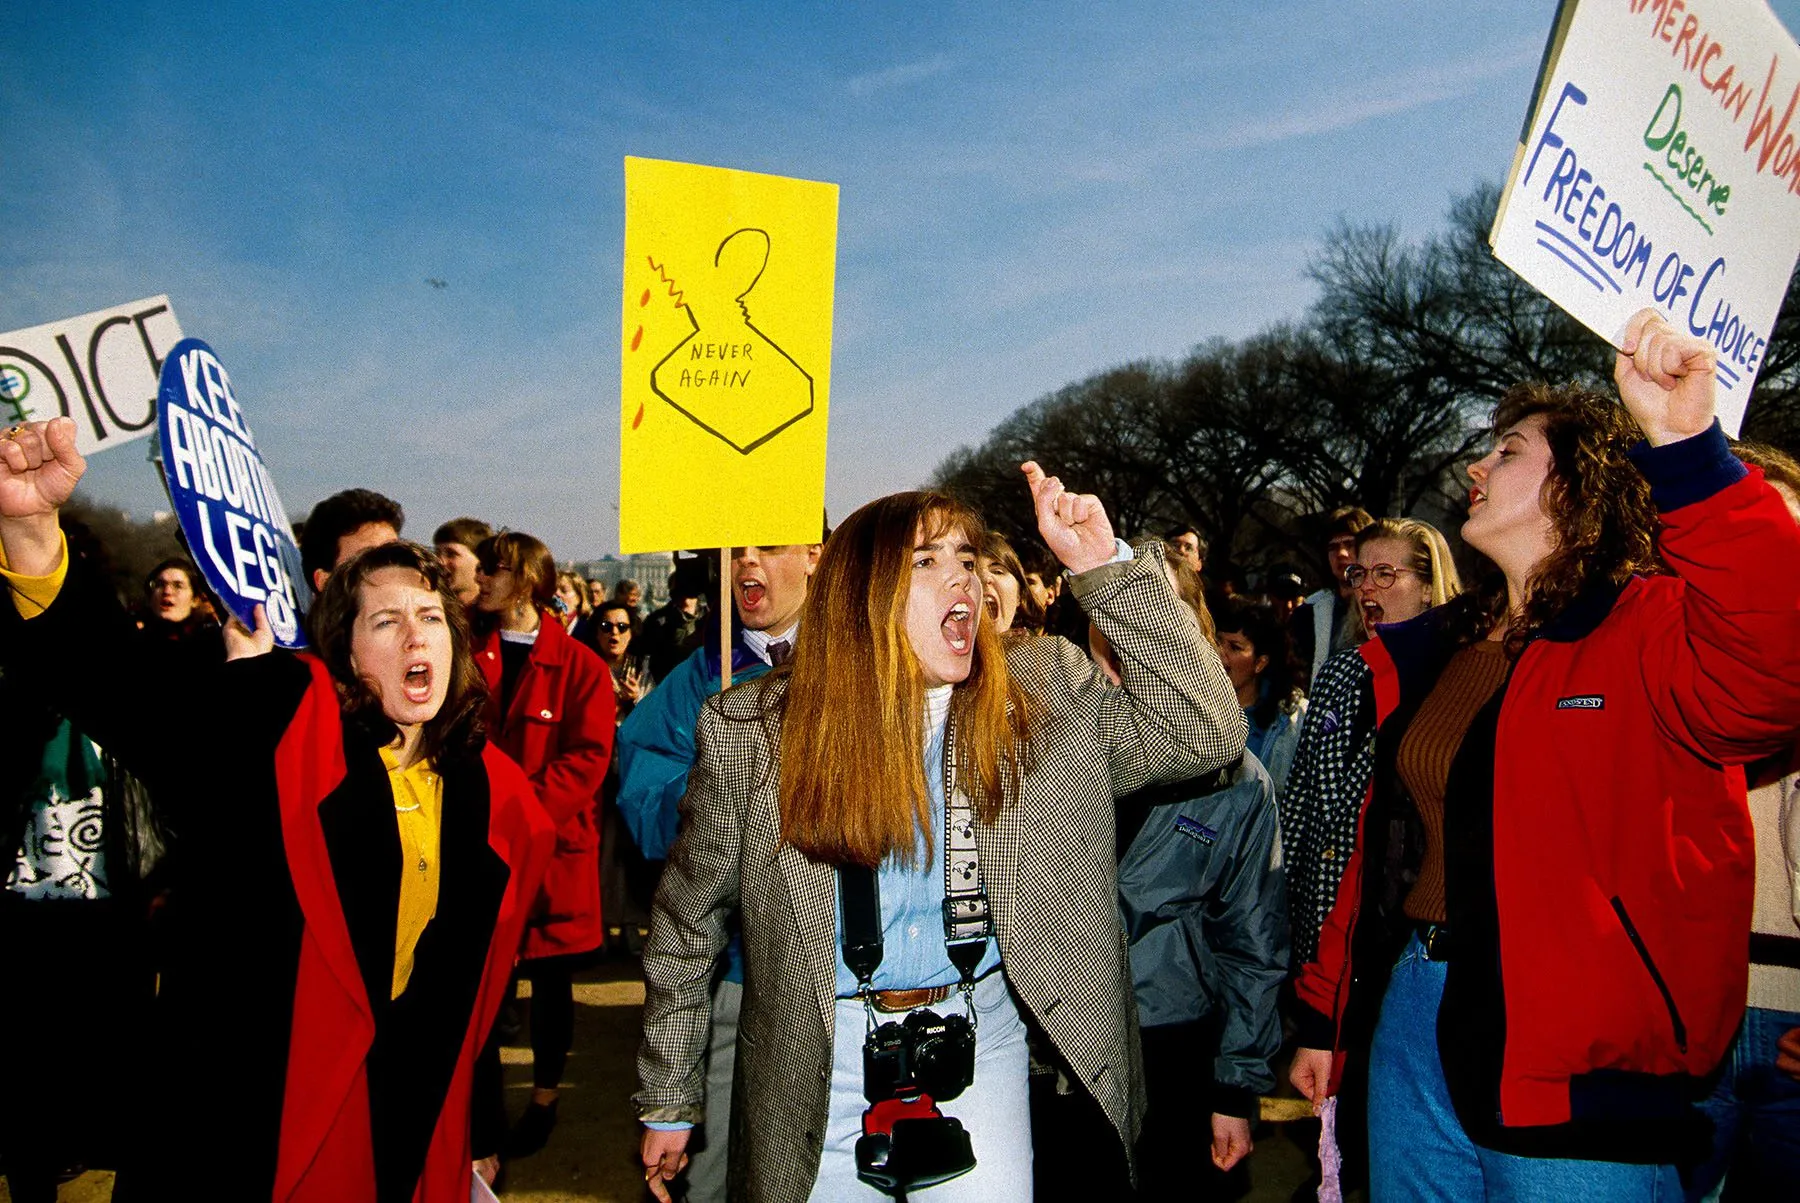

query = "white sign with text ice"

[0,296,184,456]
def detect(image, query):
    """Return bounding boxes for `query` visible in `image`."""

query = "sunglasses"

[592,621,631,633]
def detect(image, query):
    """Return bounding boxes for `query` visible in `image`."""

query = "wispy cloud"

[1211,39,1544,154]
[846,54,953,98]
[1027,37,1548,187]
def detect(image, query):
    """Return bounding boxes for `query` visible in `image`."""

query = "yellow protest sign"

[620,156,838,553]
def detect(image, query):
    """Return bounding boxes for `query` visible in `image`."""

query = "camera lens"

[904,1010,975,1102]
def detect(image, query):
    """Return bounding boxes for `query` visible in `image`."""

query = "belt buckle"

[1421,924,1449,961]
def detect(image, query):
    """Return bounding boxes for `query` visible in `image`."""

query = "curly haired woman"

[0,418,554,1203]
[1289,311,1800,1199]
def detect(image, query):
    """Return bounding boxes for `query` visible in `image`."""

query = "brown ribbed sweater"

[1398,640,1508,924]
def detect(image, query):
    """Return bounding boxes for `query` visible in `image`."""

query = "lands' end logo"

[1556,695,1605,710]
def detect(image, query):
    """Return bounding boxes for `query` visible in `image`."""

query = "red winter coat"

[275,658,555,1202]
[475,613,616,959]
[1294,431,1800,1163]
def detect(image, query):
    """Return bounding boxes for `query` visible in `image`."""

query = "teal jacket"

[616,636,770,862]
[615,634,770,985]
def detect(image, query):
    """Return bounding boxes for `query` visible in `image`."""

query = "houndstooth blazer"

[634,544,1247,1202]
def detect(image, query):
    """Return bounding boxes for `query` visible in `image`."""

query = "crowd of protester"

[1,308,1798,1203]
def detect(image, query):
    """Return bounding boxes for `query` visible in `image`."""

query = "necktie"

[767,638,792,666]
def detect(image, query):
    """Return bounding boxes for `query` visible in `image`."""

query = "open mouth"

[982,591,1000,618]
[1469,486,1487,510]
[942,602,973,654]
[403,661,433,704]
[737,578,766,610]
[1361,600,1385,627]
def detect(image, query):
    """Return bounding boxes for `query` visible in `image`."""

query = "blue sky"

[7,1,1798,557]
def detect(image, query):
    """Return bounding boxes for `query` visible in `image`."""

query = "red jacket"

[274,656,555,1202]
[1295,430,1800,1162]
[475,614,616,959]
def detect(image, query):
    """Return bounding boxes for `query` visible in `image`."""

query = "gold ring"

[1,425,20,441]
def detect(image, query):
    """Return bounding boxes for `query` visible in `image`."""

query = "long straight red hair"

[776,492,1035,868]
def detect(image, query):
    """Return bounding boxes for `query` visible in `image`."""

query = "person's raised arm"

[615,649,711,860]
[0,417,302,797]
[0,418,84,581]
[1615,309,1800,763]
[1614,308,1720,448]
[1021,459,1117,575]
[1021,460,1244,791]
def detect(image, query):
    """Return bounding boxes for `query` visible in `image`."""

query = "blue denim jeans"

[809,971,1032,1202]
[1367,933,1683,1201]
[1686,1004,1800,1201]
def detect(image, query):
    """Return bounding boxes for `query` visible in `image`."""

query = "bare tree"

[1742,263,1800,450]
[934,182,1800,594]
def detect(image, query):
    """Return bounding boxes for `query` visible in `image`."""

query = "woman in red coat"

[1289,312,1800,1198]
[0,418,555,1203]
[471,531,615,1157]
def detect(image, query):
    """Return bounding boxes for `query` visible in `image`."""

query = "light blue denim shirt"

[834,684,1001,996]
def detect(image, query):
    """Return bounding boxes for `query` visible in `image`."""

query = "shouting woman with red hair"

[636,463,1245,1201]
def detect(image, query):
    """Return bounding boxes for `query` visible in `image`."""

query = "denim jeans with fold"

[1367,933,1683,1202]
[1686,1004,1800,1201]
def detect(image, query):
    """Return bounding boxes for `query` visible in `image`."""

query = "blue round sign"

[156,338,311,647]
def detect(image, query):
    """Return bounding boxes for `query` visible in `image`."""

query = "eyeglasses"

[1344,564,1422,590]
[592,621,631,633]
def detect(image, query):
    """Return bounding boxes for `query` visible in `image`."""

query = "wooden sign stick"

[719,547,732,690]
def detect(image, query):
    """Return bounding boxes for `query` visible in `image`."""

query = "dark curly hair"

[1478,381,1662,655]
[307,540,488,764]
[299,488,404,586]
[1734,441,1800,502]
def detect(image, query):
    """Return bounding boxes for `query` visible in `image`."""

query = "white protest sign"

[1492,0,1800,434]
[0,297,184,456]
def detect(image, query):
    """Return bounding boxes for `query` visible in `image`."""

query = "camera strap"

[940,742,992,992]
[840,863,885,988]
[836,729,993,1009]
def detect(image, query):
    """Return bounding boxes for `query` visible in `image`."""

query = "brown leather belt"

[868,985,952,1013]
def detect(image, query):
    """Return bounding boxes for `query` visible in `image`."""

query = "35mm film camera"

[856,1006,978,1191]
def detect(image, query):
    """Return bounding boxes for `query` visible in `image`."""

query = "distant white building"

[570,551,676,608]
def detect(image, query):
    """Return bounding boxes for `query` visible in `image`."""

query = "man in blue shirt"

[616,539,820,1203]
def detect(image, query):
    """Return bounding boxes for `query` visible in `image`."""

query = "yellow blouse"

[382,745,444,999]
[0,530,69,615]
